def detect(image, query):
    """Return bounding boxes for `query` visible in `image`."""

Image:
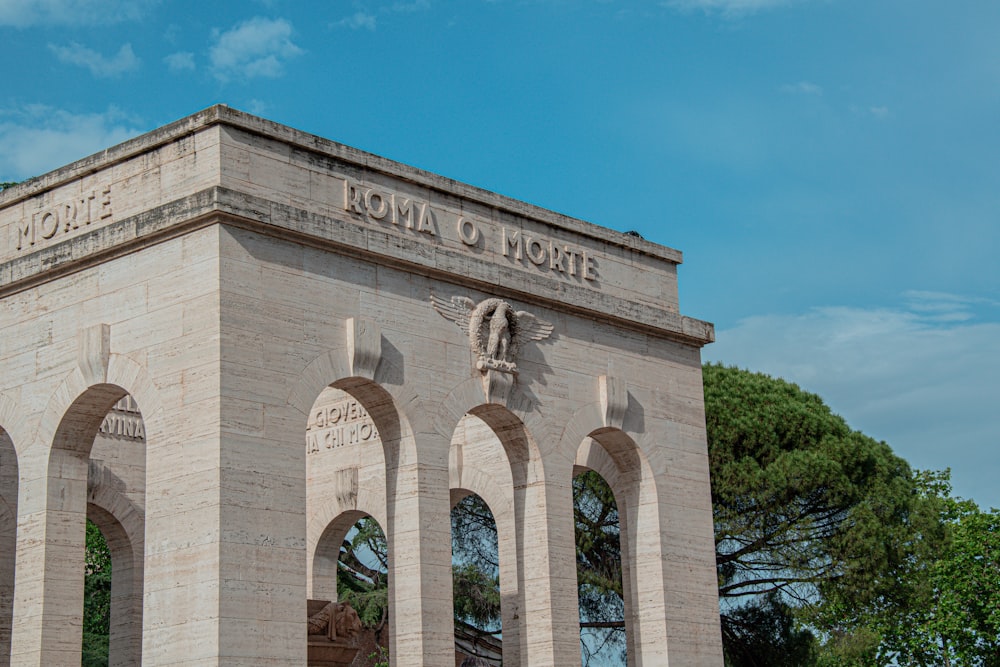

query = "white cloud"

[705,294,1000,509]
[0,106,144,181]
[164,51,195,73]
[869,105,890,118]
[48,42,140,78]
[332,11,377,30]
[388,0,430,12]
[0,0,155,26]
[780,81,823,95]
[247,99,270,115]
[664,0,801,17]
[210,17,303,82]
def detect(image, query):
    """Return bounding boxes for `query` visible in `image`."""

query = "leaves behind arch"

[84,519,111,666]
[703,364,914,657]
[337,517,389,630]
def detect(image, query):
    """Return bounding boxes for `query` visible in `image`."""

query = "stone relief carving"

[307,601,362,642]
[431,295,554,374]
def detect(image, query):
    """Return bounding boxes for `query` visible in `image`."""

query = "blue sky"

[1,0,997,509]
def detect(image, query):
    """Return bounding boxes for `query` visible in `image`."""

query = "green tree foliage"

[337,517,389,631]
[574,470,625,664]
[703,363,916,664]
[451,495,501,639]
[820,470,1000,666]
[0,182,16,191]
[83,519,111,667]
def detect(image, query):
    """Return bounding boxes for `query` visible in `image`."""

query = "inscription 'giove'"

[16,185,112,251]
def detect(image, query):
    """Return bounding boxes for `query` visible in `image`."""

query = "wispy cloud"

[664,0,801,17]
[780,81,823,96]
[331,1,431,30]
[164,51,195,73]
[388,0,430,11]
[210,17,303,82]
[0,106,144,180]
[0,0,156,27]
[48,42,140,78]
[705,294,1000,508]
[332,11,377,30]
[849,104,892,119]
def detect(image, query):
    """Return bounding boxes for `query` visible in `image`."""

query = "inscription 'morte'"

[16,184,112,251]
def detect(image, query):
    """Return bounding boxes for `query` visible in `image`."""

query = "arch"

[19,358,158,666]
[434,376,554,453]
[87,500,143,667]
[447,400,577,667]
[292,345,454,666]
[565,402,668,667]
[36,354,165,460]
[448,411,519,666]
[311,510,384,604]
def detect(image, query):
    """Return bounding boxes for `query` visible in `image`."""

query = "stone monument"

[0,106,723,665]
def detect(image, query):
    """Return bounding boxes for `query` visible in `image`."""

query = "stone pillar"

[385,433,455,667]
[87,504,143,667]
[0,429,17,667]
[515,462,581,667]
[142,393,308,666]
[10,447,90,665]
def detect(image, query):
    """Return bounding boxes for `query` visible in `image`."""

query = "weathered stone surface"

[0,106,723,666]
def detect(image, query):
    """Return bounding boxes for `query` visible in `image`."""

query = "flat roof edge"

[0,105,684,266]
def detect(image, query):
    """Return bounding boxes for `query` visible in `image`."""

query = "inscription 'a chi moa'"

[306,398,380,455]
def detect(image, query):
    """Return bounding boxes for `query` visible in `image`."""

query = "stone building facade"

[0,106,723,665]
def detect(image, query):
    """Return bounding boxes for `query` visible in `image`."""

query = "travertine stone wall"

[0,106,723,666]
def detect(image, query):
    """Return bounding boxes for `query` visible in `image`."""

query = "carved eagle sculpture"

[430,294,554,372]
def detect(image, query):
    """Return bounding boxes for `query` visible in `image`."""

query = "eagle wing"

[430,294,476,336]
[511,310,554,356]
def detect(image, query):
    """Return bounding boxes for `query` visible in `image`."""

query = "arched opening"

[306,383,393,664]
[312,511,389,665]
[574,427,664,667]
[83,519,111,665]
[39,386,145,666]
[0,426,16,667]
[574,469,626,666]
[451,492,502,665]
[448,404,548,667]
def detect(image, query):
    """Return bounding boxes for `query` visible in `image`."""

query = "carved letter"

[345,180,364,214]
[457,217,480,246]
[38,210,59,240]
[62,201,78,232]
[565,247,578,276]
[394,198,413,228]
[582,251,598,281]
[99,185,112,220]
[416,202,437,235]
[502,228,522,259]
[15,218,33,250]
[365,189,389,219]
[525,237,547,266]
[548,241,568,273]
